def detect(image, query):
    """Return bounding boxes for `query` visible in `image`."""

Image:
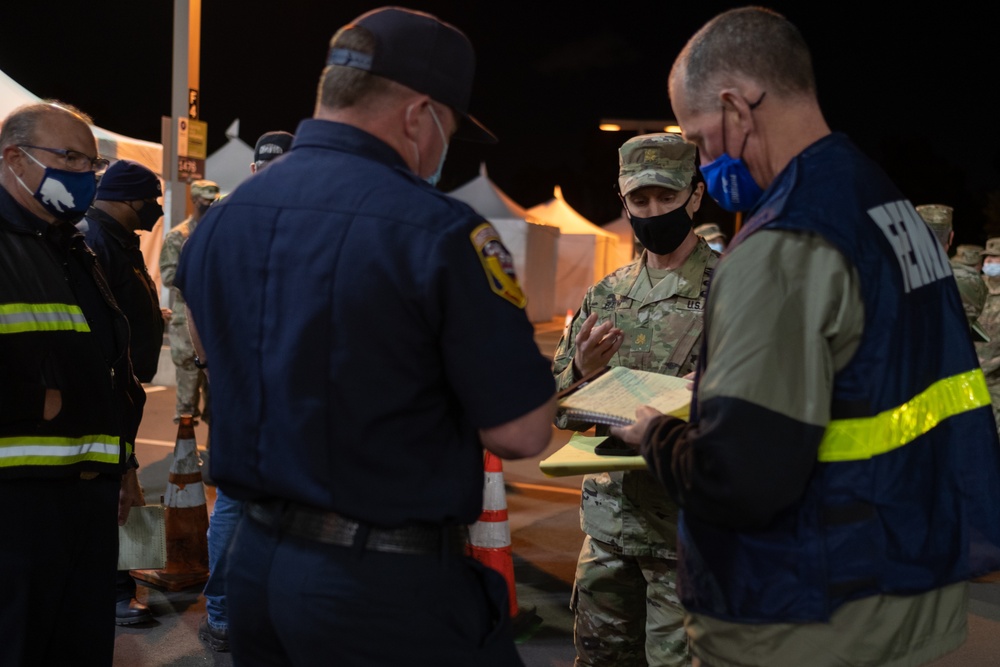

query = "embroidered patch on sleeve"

[469,222,527,308]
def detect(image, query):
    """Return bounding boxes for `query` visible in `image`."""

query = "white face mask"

[425,105,449,187]
[983,263,1000,277]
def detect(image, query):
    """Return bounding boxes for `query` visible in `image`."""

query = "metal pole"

[163,0,200,305]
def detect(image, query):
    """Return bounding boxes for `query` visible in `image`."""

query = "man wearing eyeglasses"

[0,101,145,665]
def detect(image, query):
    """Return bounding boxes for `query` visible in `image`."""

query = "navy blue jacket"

[176,119,553,527]
[78,208,164,383]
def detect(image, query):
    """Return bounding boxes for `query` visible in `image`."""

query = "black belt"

[245,499,469,556]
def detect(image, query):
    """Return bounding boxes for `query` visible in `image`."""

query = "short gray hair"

[0,101,94,152]
[670,7,816,113]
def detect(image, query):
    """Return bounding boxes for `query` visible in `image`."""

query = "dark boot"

[115,597,153,625]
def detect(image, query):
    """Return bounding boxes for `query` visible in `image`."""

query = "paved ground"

[113,319,1000,666]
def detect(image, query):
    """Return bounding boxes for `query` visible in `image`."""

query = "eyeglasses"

[18,145,110,172]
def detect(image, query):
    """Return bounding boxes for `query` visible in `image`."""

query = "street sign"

[187,119,208,160]
[178,157,205,181]
[177,117,189,156]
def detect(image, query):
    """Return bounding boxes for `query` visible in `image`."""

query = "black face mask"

[133,201,164,232]
[625,189,694,255]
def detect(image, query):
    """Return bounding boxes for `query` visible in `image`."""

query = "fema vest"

[681,133,1000,622]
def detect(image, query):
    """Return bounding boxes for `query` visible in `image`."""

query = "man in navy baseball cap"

[172,5,556,664]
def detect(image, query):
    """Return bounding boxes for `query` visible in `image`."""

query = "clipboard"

[118,504,167,570]
[538,433,648,477]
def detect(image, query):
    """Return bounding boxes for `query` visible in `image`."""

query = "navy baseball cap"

[254,131,294,164]
[326,6,497,143]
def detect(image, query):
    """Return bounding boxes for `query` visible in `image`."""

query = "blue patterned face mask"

[425,106,449,187]
[699,93,766,213]
[11,147,96,222]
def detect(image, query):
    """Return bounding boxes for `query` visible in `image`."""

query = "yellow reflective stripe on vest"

[0,303,90,334]
[0,434,122,467]
[818,369,991,462]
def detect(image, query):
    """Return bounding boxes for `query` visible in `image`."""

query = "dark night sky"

[2,1,997,241]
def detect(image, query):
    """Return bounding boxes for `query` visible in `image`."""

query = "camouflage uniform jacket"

[159,216,199,329]
[552,238,717,557]
[951,259,987,329]
[975,276,1000,390]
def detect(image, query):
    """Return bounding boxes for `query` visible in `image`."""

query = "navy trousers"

[226,512,525,666]
[0,475,120,666]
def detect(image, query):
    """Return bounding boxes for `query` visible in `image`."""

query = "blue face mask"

[699,93,765,213]
[708,241,725,253]
[984,263,1000,277]
[12,148,96,222]
[425,106,449,187]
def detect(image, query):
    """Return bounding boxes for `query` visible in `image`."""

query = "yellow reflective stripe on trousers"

[0,434,122,467]
[818,369,991,462]
[0,303,90,333]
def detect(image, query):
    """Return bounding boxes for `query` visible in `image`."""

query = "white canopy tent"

[0,68,163,177]
[205,119,253,195]
[527,187,626,315]
[448,165,559,323]
[603,210,638,265]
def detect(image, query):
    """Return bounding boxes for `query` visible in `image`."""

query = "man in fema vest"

[613,7,1000,667]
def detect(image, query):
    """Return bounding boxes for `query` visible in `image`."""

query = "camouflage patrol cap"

[916,204,953,233]
[694,222,725,241]
[618,133,696,196]
[190,179,220,202]
[954,244,984,266]
[982,237,1000,257]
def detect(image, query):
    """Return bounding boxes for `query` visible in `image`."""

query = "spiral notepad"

[557,366,691,427]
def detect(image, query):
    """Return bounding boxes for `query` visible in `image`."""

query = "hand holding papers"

[556,366,691,427]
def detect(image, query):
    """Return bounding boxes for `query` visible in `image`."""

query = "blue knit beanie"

[96,160,162,201]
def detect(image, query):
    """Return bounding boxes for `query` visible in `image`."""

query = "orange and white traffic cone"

[132,414,210,591]
[468,450,539,637]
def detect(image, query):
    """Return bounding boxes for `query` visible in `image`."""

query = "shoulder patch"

[469,222,527,308]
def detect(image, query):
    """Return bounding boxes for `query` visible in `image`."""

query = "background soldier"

[976,237,1000,429]
[916,203,987,341]
[160,179,219,426]
[693,222,727,253]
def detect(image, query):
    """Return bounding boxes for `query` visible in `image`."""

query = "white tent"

[205,119,253,195]
[603,209,638,265]
[0,68,163,178]
[527,186,624,315]
[1,67,168,301]
[448,165,559,323]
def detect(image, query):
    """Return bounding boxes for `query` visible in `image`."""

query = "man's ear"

[2,144,27,178]
[719,88,760,134]
[402,96,430,142]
